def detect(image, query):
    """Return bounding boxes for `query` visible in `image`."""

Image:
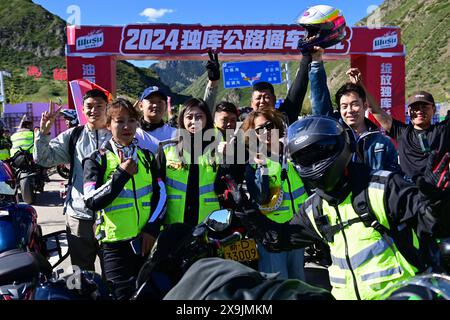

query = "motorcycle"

[7,148,46,204]
[30,209,245,301]
[0,161,69,300]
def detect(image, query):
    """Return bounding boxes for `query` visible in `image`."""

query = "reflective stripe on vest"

[95,148,153,243]
[163,143,220,225]
[261,159,307,224]
[307,170,417,300]
[10,131,34,155]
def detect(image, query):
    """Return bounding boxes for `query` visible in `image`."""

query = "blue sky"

[34,0,384,67]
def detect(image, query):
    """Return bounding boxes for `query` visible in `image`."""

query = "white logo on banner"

[373,32,398,50]
[76,30,104,50]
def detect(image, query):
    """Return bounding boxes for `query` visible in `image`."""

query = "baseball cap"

[407,91,435,107]
[139,86,168,102]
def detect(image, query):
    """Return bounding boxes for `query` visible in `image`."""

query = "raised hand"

[346,68,362,85]
[205,49,220,81]
[310,46,324,62]
[40,100,63,135]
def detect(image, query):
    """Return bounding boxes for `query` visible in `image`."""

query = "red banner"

[66,56,116,113]
[65,24,406,110]
[351,55,405,123]
[66,24,403,59]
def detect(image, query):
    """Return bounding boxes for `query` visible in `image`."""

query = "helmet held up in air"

[295,5,346,54]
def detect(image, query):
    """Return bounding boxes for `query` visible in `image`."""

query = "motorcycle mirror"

[204,209,232,232]
[42,230,69,269]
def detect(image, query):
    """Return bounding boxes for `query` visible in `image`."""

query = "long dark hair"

[177,98,214,131]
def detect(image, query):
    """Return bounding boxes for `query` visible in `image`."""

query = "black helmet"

[287,115,352,192]
[295,5,346,54]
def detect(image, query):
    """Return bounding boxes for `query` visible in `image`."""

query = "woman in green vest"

[155,98,223,228]
[83,98,165,300]
[241,107,308,280]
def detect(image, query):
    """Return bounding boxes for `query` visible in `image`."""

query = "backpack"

[67,125,84,185]
[309,175,391,244]
[308,171,425,271]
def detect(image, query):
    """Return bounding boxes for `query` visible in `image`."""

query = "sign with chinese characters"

[120,25,308,55]
[223,61,282,89]
[67,24,404,59]
[82,64,96,83]
[380,63,393,114]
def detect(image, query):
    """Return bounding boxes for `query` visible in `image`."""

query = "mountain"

[179,0,449,112]
[150,61,205,93]
[0,0,188,104]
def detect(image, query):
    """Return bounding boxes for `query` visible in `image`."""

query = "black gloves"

[205,49,220,81]
[417,151,450,237]
[417,151,450,200]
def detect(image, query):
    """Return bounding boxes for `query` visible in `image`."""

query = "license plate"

[223,239,259,262]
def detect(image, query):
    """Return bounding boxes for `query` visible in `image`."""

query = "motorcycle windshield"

[0,220,19,253]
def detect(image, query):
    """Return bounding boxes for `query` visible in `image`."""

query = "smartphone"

[130,237,142,255]
[417,132,431,153]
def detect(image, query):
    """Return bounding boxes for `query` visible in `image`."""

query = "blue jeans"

[257,242,305,280]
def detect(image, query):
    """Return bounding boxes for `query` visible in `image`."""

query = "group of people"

[27,44,450,300]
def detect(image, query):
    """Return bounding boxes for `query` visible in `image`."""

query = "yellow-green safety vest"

[10,130,34,156]
[0,148,10,160]
[305,170,418,300]
[163,143,220,225]
[95,148,153,243]
[258,159,307,223]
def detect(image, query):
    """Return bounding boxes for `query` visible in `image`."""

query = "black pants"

[102,240,146,300]
[67,231,100,272]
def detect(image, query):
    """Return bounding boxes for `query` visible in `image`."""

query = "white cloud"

[140,8,174,22]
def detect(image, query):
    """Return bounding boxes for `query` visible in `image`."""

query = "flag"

[69,79,113,125]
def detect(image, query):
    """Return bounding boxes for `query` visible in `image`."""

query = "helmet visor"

[291,137,340,167]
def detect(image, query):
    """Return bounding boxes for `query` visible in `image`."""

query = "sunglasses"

[255,121,275,135]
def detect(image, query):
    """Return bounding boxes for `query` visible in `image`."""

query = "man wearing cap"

[371,90,450,182]
[135,86,176,153]
[371,91,450,272]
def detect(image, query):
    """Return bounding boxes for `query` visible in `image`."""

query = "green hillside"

[0,0,186,104]
[357,0,449,102]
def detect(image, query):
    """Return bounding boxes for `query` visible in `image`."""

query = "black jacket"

[164,257,334,300]
[238,163,449,271]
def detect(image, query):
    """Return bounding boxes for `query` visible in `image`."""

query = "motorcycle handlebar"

[207,232,242,249]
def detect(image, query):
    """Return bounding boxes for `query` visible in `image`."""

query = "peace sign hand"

[205,49,220,81]
[40,100,63,135]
